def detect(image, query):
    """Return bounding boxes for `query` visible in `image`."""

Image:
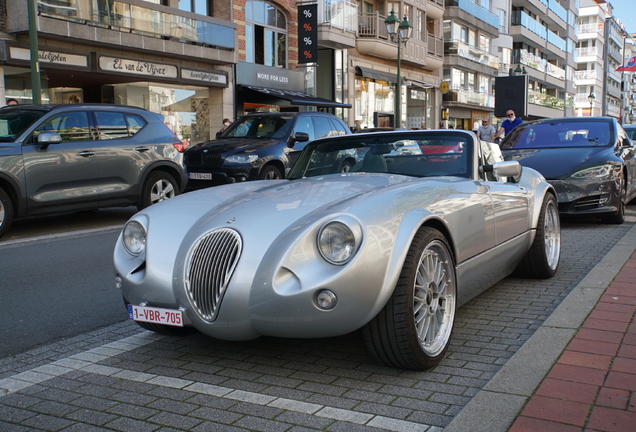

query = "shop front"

[1,42,229,145]
[234,62,351,118]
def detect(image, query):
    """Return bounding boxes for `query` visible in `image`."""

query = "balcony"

[574,70,598,84]
[575,46,599,59]
[513,49,565,83]
[528,89,564,109]
[577,23,603,38]
[442,87,495,108]
[546,0,567,28]
[357,12,443,69]
[445,39,499,71]
[317,0,358,49]
[427,0,445,20]
[445,0,498,30]
[35,0,235,49]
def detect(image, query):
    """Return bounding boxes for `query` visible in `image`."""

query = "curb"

[443,220,636,432]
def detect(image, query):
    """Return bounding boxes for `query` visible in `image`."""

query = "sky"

[609,0,636,36]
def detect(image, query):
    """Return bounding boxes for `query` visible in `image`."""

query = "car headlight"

[569,165,615,181]
[122,221,147,255]
[318,222,356,265]
[225,154,258,164]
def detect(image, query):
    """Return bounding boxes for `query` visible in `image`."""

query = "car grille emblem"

[227,217,236,224]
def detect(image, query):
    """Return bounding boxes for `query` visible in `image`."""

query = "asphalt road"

[0,229,129,357]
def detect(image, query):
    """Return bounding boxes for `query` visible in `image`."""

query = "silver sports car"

[114,130,561,370]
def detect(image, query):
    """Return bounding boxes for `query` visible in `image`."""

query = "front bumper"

[549,179,621,216]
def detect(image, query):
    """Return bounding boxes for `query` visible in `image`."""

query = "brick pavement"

[508,251,636,432]
[1,216,635,432]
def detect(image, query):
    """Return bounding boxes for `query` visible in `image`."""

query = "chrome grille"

[186,228,242,322]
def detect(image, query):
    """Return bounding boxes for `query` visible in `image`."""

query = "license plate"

[128,305,184,327]
[189,172,212,180]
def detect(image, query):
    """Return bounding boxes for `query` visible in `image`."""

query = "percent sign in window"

[298,4,318,64]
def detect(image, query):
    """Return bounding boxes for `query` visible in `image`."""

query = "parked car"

[500,117,636,224]
[353,127,408,133]
[0,103,188,239]
[624,124,636,141]
[184,111,350,188]
[114,130,560,370]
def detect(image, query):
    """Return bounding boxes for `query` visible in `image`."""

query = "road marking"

[0,331,439,432]
[0,225,123,246]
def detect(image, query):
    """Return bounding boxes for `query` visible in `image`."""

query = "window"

[245,1,287,67]
[94,112,130,139]
[33,112,91,142]
[178,0,208,14]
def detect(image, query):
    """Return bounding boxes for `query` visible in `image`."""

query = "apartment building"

[622,33,636,124]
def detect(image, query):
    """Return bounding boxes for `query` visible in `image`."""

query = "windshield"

[500,121,612,149]
[222,115,293,139]
[0,109,47,142]
[289,132,471,180]
[625,127,636,141]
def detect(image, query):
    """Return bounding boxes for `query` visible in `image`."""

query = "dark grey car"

[500,117,636,224]
[0,104,188,239]
[185,111,350,188]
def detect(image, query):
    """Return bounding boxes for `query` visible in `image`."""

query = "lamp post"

[588,92,595,116]
[384,11,412,128]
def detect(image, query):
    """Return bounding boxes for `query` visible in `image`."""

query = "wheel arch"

[530,183,558,230]
[0,174,23,217]
[260,159,286,178]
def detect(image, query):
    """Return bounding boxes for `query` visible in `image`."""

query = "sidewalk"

[444,222,636,432]
[508,251,636,432]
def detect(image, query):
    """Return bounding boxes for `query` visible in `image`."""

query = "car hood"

[502,146,614,179]
[187,138,282,155]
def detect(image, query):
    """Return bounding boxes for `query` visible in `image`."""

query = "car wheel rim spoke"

[413,241,456,357]
[151,180,174,203]
[543,200,561,270]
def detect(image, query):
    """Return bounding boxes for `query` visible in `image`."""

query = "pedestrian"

[6,98,18,106]
[477,118,496,142]
[219,118,232,134]
[495,109,523,141]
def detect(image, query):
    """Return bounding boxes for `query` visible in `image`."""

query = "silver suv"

[0,104,188,239]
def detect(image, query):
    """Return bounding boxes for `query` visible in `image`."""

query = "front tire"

[138,171,178,210]
[259,165,283,180]
[364,227,456,370]
[0,187,14,240]
[514,193,560,278]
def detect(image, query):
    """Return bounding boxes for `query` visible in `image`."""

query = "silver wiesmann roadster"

[114,130,561,370]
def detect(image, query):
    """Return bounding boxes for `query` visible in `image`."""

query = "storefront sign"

[236,62,303,90]
[10,47,88,67]
[297,4,318,64]
[410,90,427,100]
[99,56,178,78]
[181,68,227,86]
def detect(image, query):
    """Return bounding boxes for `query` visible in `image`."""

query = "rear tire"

[138,171,178,210]
[513,193,560,278]
[364,227,456,370]
[0,187,14,240]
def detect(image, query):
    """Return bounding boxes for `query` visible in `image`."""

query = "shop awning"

[355,66,396,84]
[241,85,351,108]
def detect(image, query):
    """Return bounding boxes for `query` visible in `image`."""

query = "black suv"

[0,104,188,239]
[185,111,350,188]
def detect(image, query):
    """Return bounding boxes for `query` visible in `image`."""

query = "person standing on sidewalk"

[495,110,523,141]
[477,118,496,142]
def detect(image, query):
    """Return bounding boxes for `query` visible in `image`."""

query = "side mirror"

[287,132,310,148]
[482,161,522,180]
[37,131,63,149]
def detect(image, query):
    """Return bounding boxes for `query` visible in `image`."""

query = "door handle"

[135,146,150,152]
[78,151,95,157]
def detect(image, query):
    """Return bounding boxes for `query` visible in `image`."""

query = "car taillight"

[174,141,189,153]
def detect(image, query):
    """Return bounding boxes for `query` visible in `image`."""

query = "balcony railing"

[445,0,498,28]
[576,46,598,57]
[513,49,565,80]
[528,89,564,109]
[574,70,597,80]
[357,12,389,40]
[428,33,444,59]
[320,0,358,32]
[547,0,567,23]
[445,39,498,68]
[546,29,565,51]
[37,0,235,49]
[443,87,495,107]
[577,23,603,35]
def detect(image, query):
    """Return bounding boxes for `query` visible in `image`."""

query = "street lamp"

[385,11,412,128]
[588,92,596,116]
